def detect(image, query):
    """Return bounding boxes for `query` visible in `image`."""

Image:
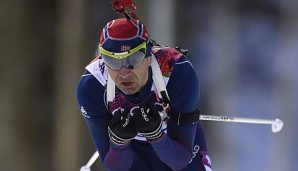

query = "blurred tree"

[52,0,88,170]
[0,0,56,170]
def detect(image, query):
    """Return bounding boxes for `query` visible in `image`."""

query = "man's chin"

[118,86,139,95]
[118,83,139,95]
[121,89,138,95]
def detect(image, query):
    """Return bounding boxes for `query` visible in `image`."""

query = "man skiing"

[77,17,212,171]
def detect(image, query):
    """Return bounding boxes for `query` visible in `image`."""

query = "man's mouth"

[120,81,135,86]
[122,81,132,86]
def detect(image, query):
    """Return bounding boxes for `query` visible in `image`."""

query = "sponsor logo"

[123,114,130,127]
[121,45,131,52]
[189,145,200,163]
[81,106,90,118]
[141,108,149,121]
[129,106,149,121]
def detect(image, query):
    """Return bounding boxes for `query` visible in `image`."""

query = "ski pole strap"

[169,109,201,125]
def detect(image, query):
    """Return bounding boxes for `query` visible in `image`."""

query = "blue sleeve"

[150,56,201,170]
[77,73,111,160]
[77,72,133,170]
[167,56,200,113]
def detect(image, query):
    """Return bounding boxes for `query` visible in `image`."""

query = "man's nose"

[118,67,131,78]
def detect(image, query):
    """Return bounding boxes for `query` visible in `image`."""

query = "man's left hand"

[130,92,163,141]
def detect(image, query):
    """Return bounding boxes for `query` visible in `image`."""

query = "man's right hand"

[108,108,137,145]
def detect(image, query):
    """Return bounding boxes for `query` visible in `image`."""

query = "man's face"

[107,57,151,95]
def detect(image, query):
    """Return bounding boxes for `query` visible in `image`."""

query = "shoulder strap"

[107,75,115,106]
[151,54,170,103]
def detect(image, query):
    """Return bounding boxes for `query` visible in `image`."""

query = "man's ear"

[146,57,152,66]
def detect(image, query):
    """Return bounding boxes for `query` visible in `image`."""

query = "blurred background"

[1,0,297,170]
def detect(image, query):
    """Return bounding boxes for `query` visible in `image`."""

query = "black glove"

[130,92,163,141]
[108,108,137,145]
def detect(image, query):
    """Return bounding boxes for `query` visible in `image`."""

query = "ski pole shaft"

[199,115,283,133]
